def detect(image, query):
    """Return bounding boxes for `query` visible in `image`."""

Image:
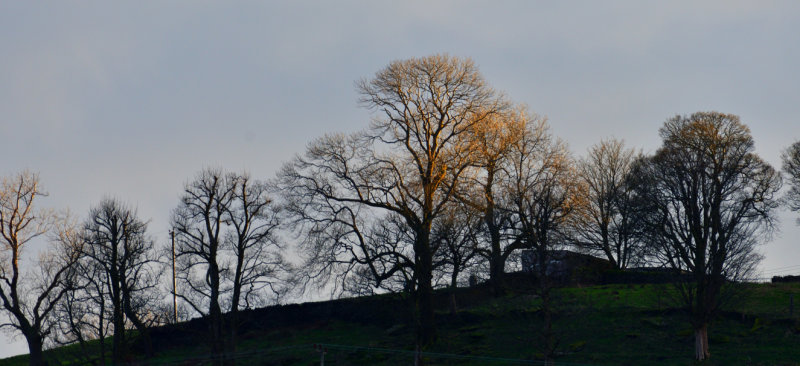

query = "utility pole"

[171,229,177,323]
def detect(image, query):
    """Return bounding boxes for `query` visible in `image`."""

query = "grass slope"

[3,281,800,365]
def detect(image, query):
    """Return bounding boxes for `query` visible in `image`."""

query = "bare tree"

[173,169,233,363]
[278,55,501,360]
[0,172,82,366]
[52,199,163,365]
[458,106,538,295]
[572,139,642,268]
[52,253,111,366]
[503,126,581,363]
[782,140,800,222]
[78,198,159,362]
[631,112,781,360]
[224,173,286,356]
[172,168,285,363]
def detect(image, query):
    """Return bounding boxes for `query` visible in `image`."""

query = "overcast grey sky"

[2,1,799,358]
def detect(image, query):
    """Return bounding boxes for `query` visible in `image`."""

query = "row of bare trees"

[0,178,167,366]
[277,55,613,362]
[0,170,289,365]
[278,56,795,362]
[2,55,800,365]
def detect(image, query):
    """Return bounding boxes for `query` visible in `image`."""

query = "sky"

[2,1,800,358]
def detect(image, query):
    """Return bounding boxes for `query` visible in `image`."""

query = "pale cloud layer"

[2,1,799,357]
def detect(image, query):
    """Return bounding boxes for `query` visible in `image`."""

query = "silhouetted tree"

[224,173,286,357]
[78,198,159,362]
[572,139,643,268]
[458,106,541,295]
[278,55,502,363]
[172,168,285,364]
[631,112,781,360]
[503,126,580,363]
[0,172,82,366]
[173,169,233,363]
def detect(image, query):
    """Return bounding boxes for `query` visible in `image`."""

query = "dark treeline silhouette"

[1,55,797,365]
[772,275,800,283]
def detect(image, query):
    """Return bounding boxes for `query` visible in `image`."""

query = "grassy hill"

[3,279,800,365]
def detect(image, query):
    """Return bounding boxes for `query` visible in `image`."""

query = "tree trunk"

[210,302,224,365]
[416,258,435,347]
[489,252,505,296]
[112,292,125,364]
[123,296,153,358]
[24,332,46,366]
[111,239,126,365]
[485,193,505,297]
[449,268,459,316]
[96,294,106,366]
[98,316,106,366]
[414,229,436,366]
[227,311,239,366]
[209,259,225,365]
[228,249,244,366]
[694,323,710,361]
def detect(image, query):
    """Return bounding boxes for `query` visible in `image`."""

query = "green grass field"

[3,282,800,365]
